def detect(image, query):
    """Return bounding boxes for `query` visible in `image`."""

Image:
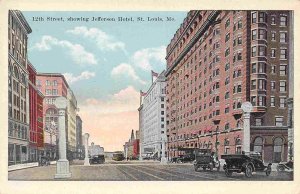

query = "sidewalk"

[8,161,56,172]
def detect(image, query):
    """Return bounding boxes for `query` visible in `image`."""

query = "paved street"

[8,160,293,181]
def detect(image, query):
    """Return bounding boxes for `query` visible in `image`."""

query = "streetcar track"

[134,165,194,181]
[115,166,138,181]
[125,165,165,181]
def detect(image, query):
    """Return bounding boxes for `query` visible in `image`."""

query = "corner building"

[165,11,292,163]
[8,10,32,165]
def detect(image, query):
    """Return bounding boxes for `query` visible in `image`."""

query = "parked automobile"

[89,143,105,164]
[193,149,220,171]
[177,154,195,163]
[277,161,293,172]
[38,156,50,166]
[221,153,272,178]
[112,153,124,161]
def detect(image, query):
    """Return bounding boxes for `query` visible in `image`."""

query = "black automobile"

[193,149,220,171]
[176,154,195,163]
[221,154,272,178]
[89,155,105,164]
[277,161,293,172]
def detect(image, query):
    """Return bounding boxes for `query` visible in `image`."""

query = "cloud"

[111,63,146,85]
[78,86,140,151]
[63,71,96,84]
[32,35,97,66]
[66,26,126,52]
[131,46,166,71]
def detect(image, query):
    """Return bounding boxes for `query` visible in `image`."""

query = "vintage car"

[277,161,293,172]
[176,154,195,163]
[221,154,272,178]
[193,149,220,171]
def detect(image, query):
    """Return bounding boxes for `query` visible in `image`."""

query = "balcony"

[232,109,243,119]
[212,116,221,124]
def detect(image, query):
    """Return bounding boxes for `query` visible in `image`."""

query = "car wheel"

[266,166,271,176]
[277,165,285,172]
[209,164,213,172]
[245,165,253,178]
[225,169,232,177]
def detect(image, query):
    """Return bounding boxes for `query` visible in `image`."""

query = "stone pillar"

[55,107,71,179]
[241,102,253,156]
[125,146,128,159]
[161,136,167,164]
[84,133,90,166]
[242,112,251,155]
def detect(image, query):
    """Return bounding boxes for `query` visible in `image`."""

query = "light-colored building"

[140,71,166,159]
[67,88,77,158]
[8,10,32,165]
[76,115,83,158]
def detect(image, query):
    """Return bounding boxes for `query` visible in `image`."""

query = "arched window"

[14,66,19,79]
[253,137,263,154]
[21,73,26,84]
[225,123,230,130]
[237,102,242,108]
[273,137,283,162]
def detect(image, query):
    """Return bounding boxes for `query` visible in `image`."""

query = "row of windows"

[251,12,288,26]
[45,89,58,96]
[255,117,285,126]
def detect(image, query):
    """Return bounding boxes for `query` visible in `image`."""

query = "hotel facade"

[165,10,293,163]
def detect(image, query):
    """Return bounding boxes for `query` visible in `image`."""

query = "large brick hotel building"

[165,11,293,163]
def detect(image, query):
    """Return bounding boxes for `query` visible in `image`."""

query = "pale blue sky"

[23,11,187,102]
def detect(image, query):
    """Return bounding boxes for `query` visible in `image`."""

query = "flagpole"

[151,71,153,84]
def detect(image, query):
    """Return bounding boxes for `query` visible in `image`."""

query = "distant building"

[67,88,78,159]
[27,62,44,162]
[36,73,69,159]
[139,71,166,159]
[76,115,83,158]
[8,10,32,165]
[123,129,140,159]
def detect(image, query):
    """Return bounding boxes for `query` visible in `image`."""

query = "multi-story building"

[8,10,32,165]
[27,62,44,162]
[140,71,166,159]
[67,88,78,159]
[165,10,292,163]
[76,115,83,159]
[36,73,69,159]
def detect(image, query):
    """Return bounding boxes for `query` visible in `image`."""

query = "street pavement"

[8,159,293,181]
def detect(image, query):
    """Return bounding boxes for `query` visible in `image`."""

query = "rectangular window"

[225,18,230,28]
[280,81,287,92]
[52,89,58,95]
[271,49,276,58]
[258,96,265,106]
[275,117,284,126]
[225,33,230,42]
[256,118,262,126]
[161,124,165,128]
[280,65,287,76]
[280,97,286,108]
[280,16,287,26]
[270,96,275,107]
[271,16,276,25]
[252,46,257,57]
[161,117,164,122]
[161,104,164,108]
[258,79,266,90]
[258,46,266,56]
[271,81,276,90]
[252,63,257,73]
[258,29,266,40]
[258,62,266,73]
[46,80,50,86]
[258,12,266,22]
[280,49,287,59]
[252,30,257,40]
[271,32,276,41]
[251,80,256,90]
[280,32,287,43]
[252,12,257,23]
[53,80,58,86]
[161,111,164,115]
[271,65,276,74]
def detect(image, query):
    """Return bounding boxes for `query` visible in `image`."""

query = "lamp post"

[54,97,71,179]
[161,132,167,164]
[83,133,90,166]
[215,126,219,158]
